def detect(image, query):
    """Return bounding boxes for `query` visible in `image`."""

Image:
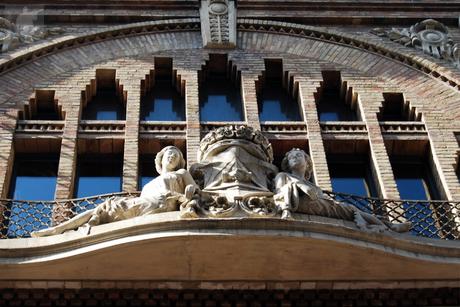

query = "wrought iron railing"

[323,191,460,240]
[0,192,139,239]
[0,191,458,240]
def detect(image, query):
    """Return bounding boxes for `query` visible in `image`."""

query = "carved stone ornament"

[199,0,236,48]
[0,17,64,53]
[371,19,460,68]
[31,125,411,237]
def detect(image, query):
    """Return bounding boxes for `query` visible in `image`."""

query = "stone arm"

[176,169,200,200]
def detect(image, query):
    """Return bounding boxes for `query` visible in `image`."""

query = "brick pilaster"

[298,80,332,190]
[355,88,401,200]
[0,109,17,199]
[120,77,142,192]
[241,72,260,130]
[53,90,81,223]
[182,71,201,166]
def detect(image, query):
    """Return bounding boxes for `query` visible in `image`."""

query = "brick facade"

[0,28,459,201]
[0,1,459,303]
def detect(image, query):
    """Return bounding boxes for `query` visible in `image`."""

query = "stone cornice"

[0,212,459,281]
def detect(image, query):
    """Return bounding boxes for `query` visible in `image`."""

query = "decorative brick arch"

[0,18,458,200]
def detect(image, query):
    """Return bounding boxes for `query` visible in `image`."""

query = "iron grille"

[0,191,458,239]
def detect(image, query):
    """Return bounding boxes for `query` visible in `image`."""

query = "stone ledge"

[0,212,459,281]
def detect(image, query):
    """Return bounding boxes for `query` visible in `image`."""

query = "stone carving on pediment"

[0,16,64,53]
[371,19,460,68]
[31,125,411,237]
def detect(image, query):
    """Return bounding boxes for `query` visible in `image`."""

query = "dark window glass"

[328,157,377,212]
[7,154,58,238]
[75,155,123,201]
[258,82,301,121]
[81,90,126,120]
[392,160,439,237]
[141,79,185,121]
[317,71,357,122]
[378,93,405,121]
[9,155,59,200]
[318,91,357,121]
[139,155,158,189]
[200,76,243,121]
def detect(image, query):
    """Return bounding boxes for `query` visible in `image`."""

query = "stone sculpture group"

[32,125,411,237]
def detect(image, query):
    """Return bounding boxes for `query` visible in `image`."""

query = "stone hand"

[184,184,196,200]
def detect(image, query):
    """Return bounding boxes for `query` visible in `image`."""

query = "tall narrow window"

[18,90,65,120]
[141,58,185,121]
[316,71,359,121]
[9,154,59,200]
[328,153,377,212]
[377,93,421,121]
[74,154,123,199]
[139,154,158,189]
[7,153,59,238]
[199,54,244,121]
[392,157,441,236]
[81,69,126,120]
[257,59,302,121]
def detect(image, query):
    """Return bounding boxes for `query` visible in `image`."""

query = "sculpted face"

[287,150,307,171]
[162,148,181,171]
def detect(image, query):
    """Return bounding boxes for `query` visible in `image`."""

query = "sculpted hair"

[155,146,186,174]
[281,148,313,180]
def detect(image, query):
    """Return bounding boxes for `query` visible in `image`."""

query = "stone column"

[182,71,201,166]
[298,80,332,190]
[53,90,81,223]
[0,109,17,199]
[241,72,260,130]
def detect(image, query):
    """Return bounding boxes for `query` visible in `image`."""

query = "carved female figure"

[32,146,199,237]
[274,148,411,232]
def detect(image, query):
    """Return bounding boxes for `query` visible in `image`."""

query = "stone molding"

[0,18,459,97]
[0,212,459,281]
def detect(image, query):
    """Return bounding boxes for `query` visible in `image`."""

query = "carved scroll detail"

[0,17,64,53]
[371,19,459,68]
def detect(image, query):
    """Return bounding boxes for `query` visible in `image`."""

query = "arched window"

[316,71,359,121]
[18,90,65,121]
[199,54,244,121]
[141,58,185,121]
[81,69,126,120]
[377,93,421,121]
[257,59,302,121]
[326,141,378,212]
